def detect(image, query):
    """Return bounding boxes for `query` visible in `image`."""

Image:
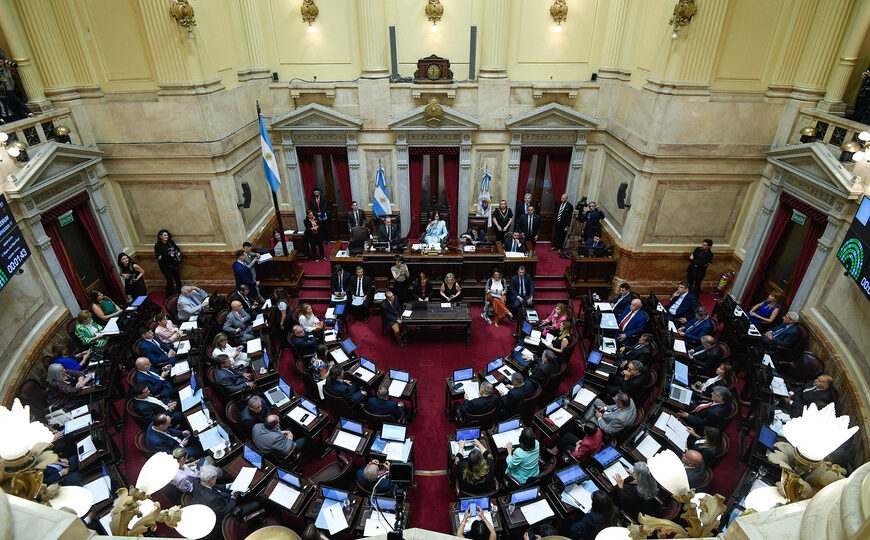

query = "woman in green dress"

[89,290,120,323]
[74,310,106,348]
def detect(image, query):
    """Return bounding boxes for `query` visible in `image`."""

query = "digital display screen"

[341,418,363,434]
[487,357,503,372]
[453,368,473,381]
[556,465,587,486]
[456,428,480,441]
[390,369,409,382]
[838,196,870,302]
[498,418,520,433]
[593,446,620,467]
[0,195,31,293]
[545,398,563,415]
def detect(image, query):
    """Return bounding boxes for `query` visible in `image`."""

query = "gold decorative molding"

[168,0,196,30]
[300,0,319,27]
[669,0,696,37]
[550,0,568,28]
[425,0,444,26]
[424,98,444,128]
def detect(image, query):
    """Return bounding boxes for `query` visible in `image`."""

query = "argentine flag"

[476,171,492,226]
[259,114,281,193]
[372,166,392,216]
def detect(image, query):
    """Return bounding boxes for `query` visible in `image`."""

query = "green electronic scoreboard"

[837,195,870,301]
[0,194,31,292]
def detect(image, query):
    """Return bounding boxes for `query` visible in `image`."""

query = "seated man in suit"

[500,372,537,411]
[133,357,177,400]
[665,282,700,324]
[505,230,526,253]
[683,450,706,489]
[145,413,204,458]
[381,290,403,344]
[761,311,802,353]
[347,201,367,231]
[138,327,177,366]
[460,225,486,245]
[619,333,654,368]
[456,381,501,421]
[357,459,396,494]
[785,374,834,415]
[611,282,634,317]
[509,265,535,310]
[349,265,373,322]
[583,392,636,437]
[366,386,405,420]
[687,335,722,374]
[289,325,317,357]
[330,264,350,303]
[377,216,399,244]
[678,307,715,348]
[529,349,561,386]
[214,354,255,394]
[252,414,306,456]
[131,383,182,424]
[676,386,730,431]
[517,205,541,247]
[240,395,269,437]
[325,365,367,406]
[229,284,259,314]
[616,299,648,346]
[177,285,210,320]
[583,234,606,248]
[223,301,254,342]
[607,360,647,404]
[192,465,262,529]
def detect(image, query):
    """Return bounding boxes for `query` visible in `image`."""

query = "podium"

[564,253,617,298]
[255,254,304,296]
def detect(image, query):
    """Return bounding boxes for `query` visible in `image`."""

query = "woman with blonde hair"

[440,273,462,302]
[540,303,568,336]
[545,320,573,357]
[212,332,248,368]
[454,439,495,494]
[298,303,323,334]
[484,270,512,327]
[74,310,106,347]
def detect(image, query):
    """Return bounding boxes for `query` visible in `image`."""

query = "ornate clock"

[414,55,453,84]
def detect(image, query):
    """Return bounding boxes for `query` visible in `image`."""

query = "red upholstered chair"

[310,454,353,488]
[134,430,154,458]
[164,294,180,323]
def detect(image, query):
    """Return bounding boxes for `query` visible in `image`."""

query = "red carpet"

[111,245,742,535]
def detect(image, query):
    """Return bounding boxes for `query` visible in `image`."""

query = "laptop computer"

[456,428,480,441]
[389,369,410,382]
[277,469,301,487]
[510,487,539,504]
[556,465,588,487]
[497,418,521,433]
[251,351,270,372]
[673,361,689,386]
[243,445,263,469]
[359,357,377,373]
[522,321,533,335]
[593,446,621,468]
[460,497,489,512]
[300,397,317,415]
[669,382,692,405]
[372,497,397,512]
[587,350,602,365]
[545,398,563,416]
[759,425,777,450]
[341,338,358,355]
[487,357,504,372]
[453,368,474,382]
[381,423,407,442]
[322,487,349,502]
[340,418,364,435]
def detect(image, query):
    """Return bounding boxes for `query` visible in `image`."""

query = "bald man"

[132,357,176,399]
[617,299,648,345]
[223,300,253,341]
[787,375,834,415]
[683,450,705,488]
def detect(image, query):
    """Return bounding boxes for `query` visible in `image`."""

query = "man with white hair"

[177,285,209,320]
[192,465,262,526]
[223,300,253,341]
[761,311,801,352]
[616,299,647,345]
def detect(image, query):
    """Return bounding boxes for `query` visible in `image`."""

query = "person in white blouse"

[170,447,212,493]
[154,313,183,343]
[297,303,323,334]
[212,332,248,369]
[483,270,513,327]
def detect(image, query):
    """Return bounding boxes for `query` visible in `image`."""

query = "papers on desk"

[636,434,662,459]
[268,482,301,510]
[247,338,262,354]
[253,314,265,329]
[180,321,197,331]
[460,380,480,400]
[748,324,761,336]
[325,307,335,320]
[351,297,364,306]
[595,302,613,312]
[333,431,362,451]
[324,330,338,344]
[603,460,632,486]
[330,348,349,364]
[762,354,774,368]
[102,317,121,336]
[283,229,295,235]
[655,412,690,450]
[668,321,678,333]
[499,365,516,378]
[230,467,257,493]
[77,435,97,461]
[543,333,556,347]
[600,312,619,330]
[384,439,413,462]
[170,360,190,377]
[520,498,554,525]
[374,292,387,301]
[673,339,687,354]
[176,340,191,355]
[353,366,376,383]
[561,481,595,512]
[288,405,316,426]
[526,310,539,323]
[600,338,617,355]
[411,244,423,251]
[495,382,509,396]
[256,253,273,264]
[187,409,210,432]
[547,407,573,428]
[198,425,226,451]
[69,405,89,418]
[316,501,349,535]
[84,475,112,504]
[573,387,597,407]
[364,511,397,536]
[441,302,451,308]
[770,411,792,436]
[505,251,525,258]
[388,379,407,398]
[524,329,542,347]
[492,428,522,449]
[463,245,476,252]
[64,413,92,434]
[520,348,534,360]
[770,376,789,397]
[402,309,413,317]
[180,387,203,412]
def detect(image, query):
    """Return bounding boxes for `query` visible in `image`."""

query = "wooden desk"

[533,404,579,439]
[401,302,472,346]
[345,360,385,390]
[564,254,617,298]
[285,403,331,439]
[484,421,526,456]
[326,424,374,457]
[224,453,274,494]
[369,435,415,463]
[256,254,304,296]
[497,489,556,532]
[353,498,410,534]
[305,487,363,536]
[377,375,418,412]
[258,474,316,517]
[448,500,504,535]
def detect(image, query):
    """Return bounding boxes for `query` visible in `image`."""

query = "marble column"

[677,0,730,89]
[478,0,509,79]
[506,133,522,213]
[565,133,586,201]
[49,0,100,97]
[819,0,870,113]
[397,133,411,236]
[598,0,629,80]
[281,134,307,230]
[790,215,841,310]
[347,133,362,205]
[357,0,389,79]
[457,132,473,234]
[731,171,785,300]
[14,0,77,99]
[793,0,854,100]
[0,0,47,107]
[767,0,818,98]
[238,0,271,81]
[26,215,80,314]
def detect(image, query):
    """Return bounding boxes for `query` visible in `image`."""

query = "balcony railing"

[789,108,870,153]
[0,108,81,150]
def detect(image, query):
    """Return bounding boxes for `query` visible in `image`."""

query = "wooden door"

[759,219,809,303]
[522,155,555,240]
[313,154,348,241]
[55,213,112,298]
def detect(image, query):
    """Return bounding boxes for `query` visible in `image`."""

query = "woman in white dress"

[423,211,448,244]
[298,303,323,334]
[212,332,248,369]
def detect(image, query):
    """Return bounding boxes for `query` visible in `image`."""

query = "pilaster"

[506,133,522,209]
[792,0,854,101]
[84,170,122,261]
[565,133,586,204]
[819,0,870,114]
[457,132,473,234]
[0,0,47,108]
[347,133,362,205]
[790,215,841,310]
[478,0,509,79]
[767,0,818,99]
[397,133,411,236]
[357,0,389,79]
[731,171,785,300]
[14,0,78,100]
[598,0,630,81]
[281,133,307,230]
[676,0,730,91]
[48,0,101,98]
[25,215,79,314]
[238,0,271,82]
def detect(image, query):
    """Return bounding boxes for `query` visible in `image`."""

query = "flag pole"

[259,101,290,258]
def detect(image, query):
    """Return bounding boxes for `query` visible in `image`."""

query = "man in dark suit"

[619,333,654,367]
[381,290,402,344]
[608,360,647,403]
[309,187,329,240]
[505,230,526,253]
[665,282,700,324]
[517,205,541,247]
[500,372,537,411]
[584,234,606,248]
[683,450,706,489]
[786,375,834,414]
[192,465,262,528]
[133,357,177,399]
[347,201,367,231]
[138,327,177,366]
[509,265,535,310]
[577,201,605,241]
[131,383,183,424]
[686,239,714,297]
[679,307,715,348]
[290,325,317,357]
[677,387,730,431]
[529,350,561,385]
[617,299,648,345]
[514,193,539,232]
[215,355,255,394]
[240,395,269,437]
[349,265,373,322]
[232,250,259,301]
[378,216,399,244]
[145,414,203,458]
[552,193,574,252]
[762,312,802,353]
[366,387,405,420]
[456,381,500,421]
[229,284,259,314]
[611,283,634,316]
[325,365,367,405]
[330,264,349,303]
[687,335,722,374]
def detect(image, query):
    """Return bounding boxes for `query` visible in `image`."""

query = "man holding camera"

[577,200,605,241]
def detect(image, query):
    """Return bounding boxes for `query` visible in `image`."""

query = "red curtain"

[516,153,533,204]
[330,153,353,211]
[298,154,316,208]
[43,219,88,309]
[76,203,125,302]
[548,153,570,203]
[742,204,791,305]
[442,154,459,236]
[409,155,424,238]
[787,218,825,305]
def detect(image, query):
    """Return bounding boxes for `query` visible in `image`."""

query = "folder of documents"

[247,338,262,354]
[230,467,257,493]
[268,482,301,510]
[388,379,407,398]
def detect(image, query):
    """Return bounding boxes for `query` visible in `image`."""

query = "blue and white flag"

[259,114,281,193]
[476,171,492,226]
[372,166,392,216]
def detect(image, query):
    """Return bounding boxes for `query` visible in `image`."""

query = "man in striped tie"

[616,299,647,345]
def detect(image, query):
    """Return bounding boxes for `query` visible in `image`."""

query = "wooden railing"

[790,108,870,152]
[0,108,81,150]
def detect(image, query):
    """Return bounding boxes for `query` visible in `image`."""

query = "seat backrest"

[165,294,180,323]
[461,405,498,430]
[217,309,229,327]
[127,399,150,429]
[515,384,542,423]
[66,320,79,343]
[225,400,243,424]
[18,379,48,414]
[322,384,360,419]
[132,338,143,355]
[310,454,352,485]
[362,408,398,431]
[719,342,731,361]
